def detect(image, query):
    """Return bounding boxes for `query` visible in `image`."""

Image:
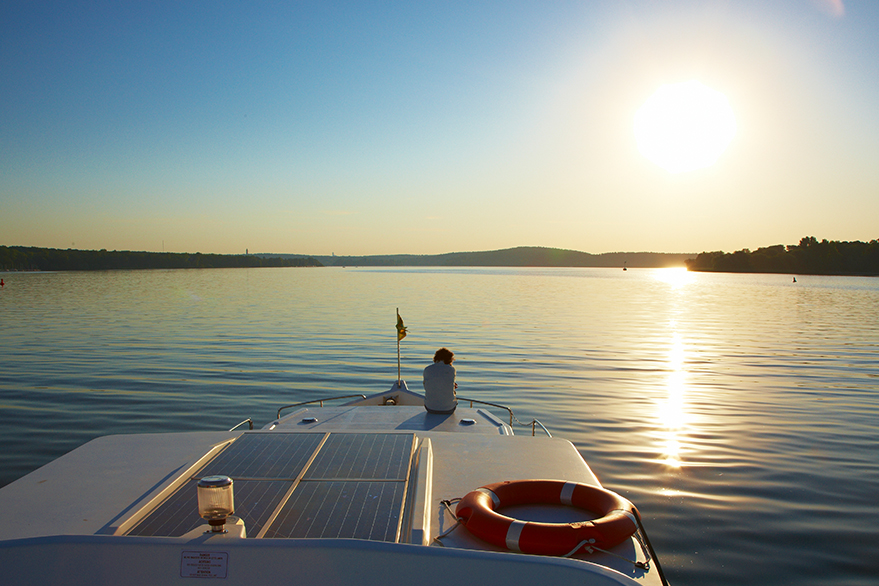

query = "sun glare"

[634,80,737,174]
[654,267,694,289]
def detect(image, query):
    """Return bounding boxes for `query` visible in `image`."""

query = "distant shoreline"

[1,245,692,272]
[5,239,876,275]
[0,246,322,272]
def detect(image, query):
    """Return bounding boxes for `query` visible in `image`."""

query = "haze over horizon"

[3,1,877,256]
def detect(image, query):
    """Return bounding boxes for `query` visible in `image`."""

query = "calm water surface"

[1,267,877,585]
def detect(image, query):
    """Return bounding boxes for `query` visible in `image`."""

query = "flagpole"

[396,308,402,385]
[395,309,408,387]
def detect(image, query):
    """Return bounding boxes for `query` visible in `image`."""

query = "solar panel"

[127,432,414,542]
[197,432,324,479]
[304,432,413,480]
[263,480,406,541]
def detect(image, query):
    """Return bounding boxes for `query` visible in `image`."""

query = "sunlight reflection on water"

[657,330,688,468]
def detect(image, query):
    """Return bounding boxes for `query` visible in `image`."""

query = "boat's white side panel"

[0,535,642,586]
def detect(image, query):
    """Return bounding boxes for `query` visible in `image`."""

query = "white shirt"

[422,361,457,413]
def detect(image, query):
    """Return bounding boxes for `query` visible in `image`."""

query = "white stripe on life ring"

[505,520,527,552]
[560,481,577,506]
[476,487,500,509]
[618,509,639,531]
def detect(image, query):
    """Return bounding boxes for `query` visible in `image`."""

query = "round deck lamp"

[197,475,234,533]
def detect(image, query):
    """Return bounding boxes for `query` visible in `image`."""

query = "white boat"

[0,381,669,585]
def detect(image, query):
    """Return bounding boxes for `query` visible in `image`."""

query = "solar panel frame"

[125,431,415,542]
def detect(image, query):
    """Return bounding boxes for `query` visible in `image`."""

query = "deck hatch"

[126,432,414,541]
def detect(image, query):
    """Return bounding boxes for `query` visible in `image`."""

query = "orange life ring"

[455,479,639,556]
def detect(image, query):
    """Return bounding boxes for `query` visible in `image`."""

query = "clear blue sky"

[2,1,876,255]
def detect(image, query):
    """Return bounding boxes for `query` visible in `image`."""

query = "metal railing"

[271,393,550,437]
[228,418,254,432]
[276,394,367,419]
[458,396,551,437]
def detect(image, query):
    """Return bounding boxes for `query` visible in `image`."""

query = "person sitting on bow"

[423,347,458,414]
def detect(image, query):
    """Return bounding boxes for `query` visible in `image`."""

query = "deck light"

[197,475,234,533]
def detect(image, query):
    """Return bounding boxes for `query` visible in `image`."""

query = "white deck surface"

[0,431,241,540]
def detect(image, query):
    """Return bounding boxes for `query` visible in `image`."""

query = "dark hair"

[433,348,455,364]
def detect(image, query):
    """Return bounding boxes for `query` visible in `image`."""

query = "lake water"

[1,266,877,585]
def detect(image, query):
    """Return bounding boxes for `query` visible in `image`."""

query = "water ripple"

[1,267,878,585]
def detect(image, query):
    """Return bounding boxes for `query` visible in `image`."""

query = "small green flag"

[396,310,407,341]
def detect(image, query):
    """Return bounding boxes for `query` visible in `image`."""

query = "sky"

[2,0,877,256]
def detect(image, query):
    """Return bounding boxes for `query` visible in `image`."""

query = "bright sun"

[634,80,737,174]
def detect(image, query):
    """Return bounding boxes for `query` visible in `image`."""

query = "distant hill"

[260,246,694,268]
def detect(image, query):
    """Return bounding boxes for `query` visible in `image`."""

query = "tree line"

[685,237,879,276]
[0,246,322,271]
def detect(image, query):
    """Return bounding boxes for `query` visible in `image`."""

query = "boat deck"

[0,398,662,585]
[270,404,513,434]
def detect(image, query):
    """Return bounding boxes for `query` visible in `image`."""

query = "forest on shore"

[0,246,322,271]
[685,237,879,275]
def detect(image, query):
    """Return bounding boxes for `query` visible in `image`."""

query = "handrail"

[458,396,552,437]
[272,392,550,437]
[229,418,254,432]
[277,394,367,419]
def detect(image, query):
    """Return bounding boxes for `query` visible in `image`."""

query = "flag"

[396,310,408,341]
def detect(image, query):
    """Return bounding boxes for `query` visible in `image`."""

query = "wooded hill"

[685,237,879,276]
[267,247,694,268]
[0,246,322,271]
